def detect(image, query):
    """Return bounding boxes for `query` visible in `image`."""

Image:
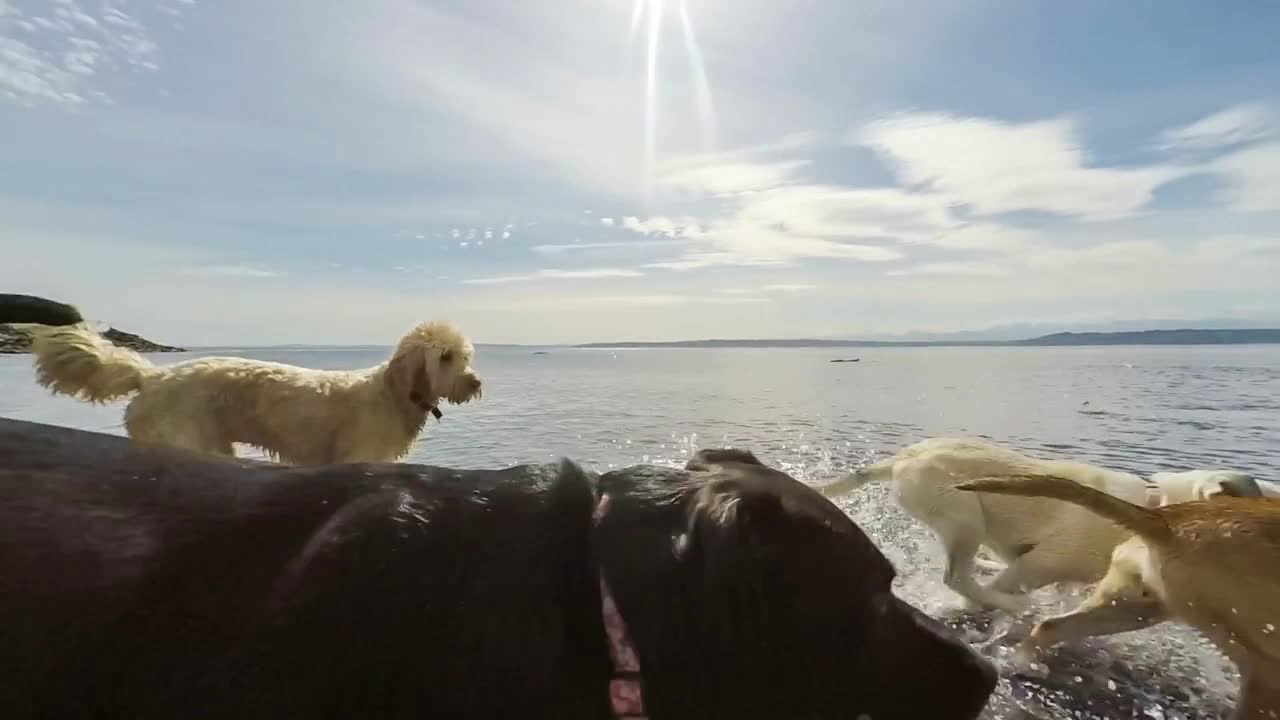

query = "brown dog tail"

[957,474,1173,543]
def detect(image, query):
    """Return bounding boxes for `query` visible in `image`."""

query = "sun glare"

[627,0,719,198]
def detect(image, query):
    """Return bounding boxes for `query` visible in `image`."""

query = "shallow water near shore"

[3,343,1278,718]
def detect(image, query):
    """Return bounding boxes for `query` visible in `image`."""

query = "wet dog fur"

[958,474,1280,719]
[0,419,996,720]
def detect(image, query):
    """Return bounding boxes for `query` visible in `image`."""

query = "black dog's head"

[597,448,996,720]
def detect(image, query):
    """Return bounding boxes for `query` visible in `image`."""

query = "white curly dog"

[29,321,482,465]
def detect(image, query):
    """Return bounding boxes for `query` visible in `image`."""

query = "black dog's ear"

[679,478,801,637]
[686,447,764,472]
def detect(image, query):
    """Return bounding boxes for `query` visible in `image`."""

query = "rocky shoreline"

[0,324,186,354]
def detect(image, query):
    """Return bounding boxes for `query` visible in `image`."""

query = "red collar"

[593,493,647,719]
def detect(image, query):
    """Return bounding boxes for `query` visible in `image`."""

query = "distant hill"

[575,328,1280,349]
[1011,329,1280,346]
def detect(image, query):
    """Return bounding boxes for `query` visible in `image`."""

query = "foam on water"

[580,428,1243,718]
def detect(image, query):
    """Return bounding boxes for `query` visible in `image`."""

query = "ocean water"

[3,344,1278,718]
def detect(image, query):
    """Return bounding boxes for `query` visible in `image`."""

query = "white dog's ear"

[388,345,434,407]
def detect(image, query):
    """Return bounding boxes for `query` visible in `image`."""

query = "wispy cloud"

[3,1,1279,344]
[620,216,705,237]
[886,261,1008,277]
[717,283,819,295]
[1209,141,1280,212]
[461,267,645,285]
[513,293,772,310]
[762,283,819,292]
[0,0,190,106]
[854,112,1184,220]
[531,239,686,254]
[178,264,282,278]
[1160,103,1274,151]
[622,159,928,269]
[660,158,808,195]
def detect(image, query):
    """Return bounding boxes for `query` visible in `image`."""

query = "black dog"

[0,418,995,719]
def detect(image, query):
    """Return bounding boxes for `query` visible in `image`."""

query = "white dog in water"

[30,321,482,465]
[819,437,1269,611]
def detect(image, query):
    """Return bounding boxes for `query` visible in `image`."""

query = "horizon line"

[174,327,1280,350]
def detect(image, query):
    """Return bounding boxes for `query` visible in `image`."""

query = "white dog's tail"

[817,456,899,497]
[30,325,153,403]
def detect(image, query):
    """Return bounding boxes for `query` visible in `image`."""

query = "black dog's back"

[0,420,996,720]
[0,418,609,719]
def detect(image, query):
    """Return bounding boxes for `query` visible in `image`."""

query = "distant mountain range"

[575,328,1280,349]
[835,316,1280,343]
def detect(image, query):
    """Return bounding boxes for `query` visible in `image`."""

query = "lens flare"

[628,0,718,199]
[678,0,718,152]
[644,0,664,191]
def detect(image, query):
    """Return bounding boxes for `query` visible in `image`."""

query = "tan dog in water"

[820,438,1157,611]
[957,475,1280,720]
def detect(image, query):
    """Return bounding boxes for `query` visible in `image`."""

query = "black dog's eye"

[440,351,454,363]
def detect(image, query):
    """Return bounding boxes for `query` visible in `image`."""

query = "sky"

[2,0,1279,345]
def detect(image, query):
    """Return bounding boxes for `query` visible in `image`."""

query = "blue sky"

[2,0,1278,345]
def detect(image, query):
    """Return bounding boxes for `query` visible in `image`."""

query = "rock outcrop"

[0,324,185,354]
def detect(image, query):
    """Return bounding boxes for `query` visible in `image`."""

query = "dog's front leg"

[1014,593,1166,671]
[985,543,1066,597]
[939,531,1026,612]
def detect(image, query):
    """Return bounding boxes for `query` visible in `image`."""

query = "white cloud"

[762,283,819,292]
[1191,234,1280,260]
[855,112,1185,220]
[531,239,686,254]
[1160,103,1274,151]
[512,294,772,310]
[0,0,185,106]
[717,283,819,295]
[645,252,787,271]
[622,182,919,269]
[461,267,646,285]
[178,264,282,278]
[620,216,705,237]
[660,158,808,195]
[599,217,615,226]
[729,185,955,242]
[886,261,1008,277]
[1209,141,1280,212]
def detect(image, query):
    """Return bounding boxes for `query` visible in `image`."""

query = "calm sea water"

[3,344,1278,718]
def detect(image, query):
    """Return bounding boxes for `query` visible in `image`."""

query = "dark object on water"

[0,418,995,720]
[100,327,187,353]
[830,358,861,363]
[533,351,549,355]
[0,293,83,326]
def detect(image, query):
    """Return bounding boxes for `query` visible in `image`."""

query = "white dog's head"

[1149,469,1264,506]
[386,321,482,416]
